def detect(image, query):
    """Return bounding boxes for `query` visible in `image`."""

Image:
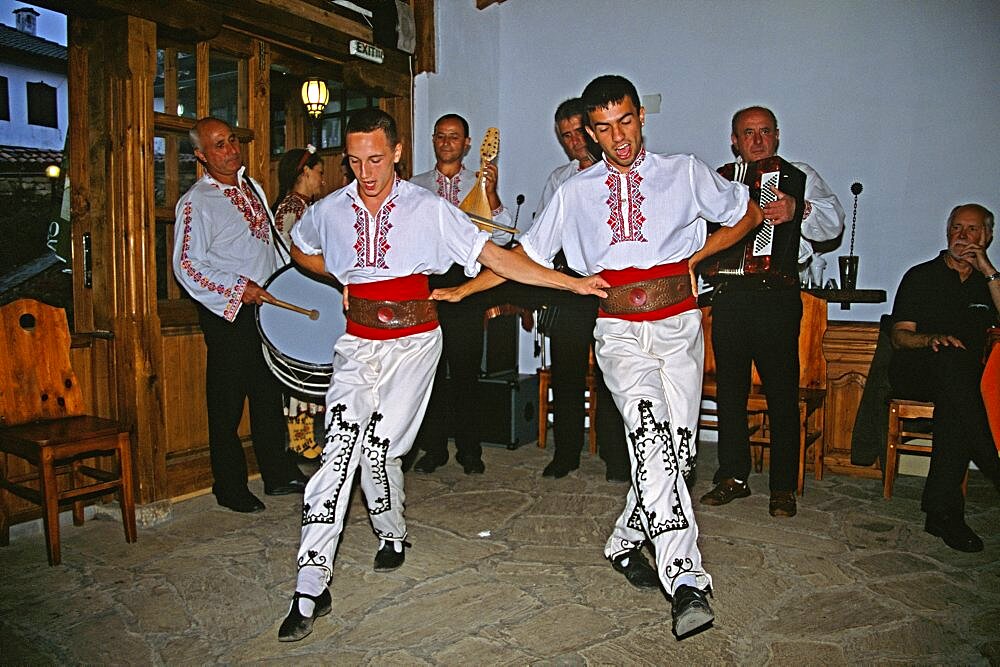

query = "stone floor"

[2,440,999,665]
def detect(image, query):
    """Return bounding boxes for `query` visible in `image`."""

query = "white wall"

[414,0,1000,330]
[0,61,67,149]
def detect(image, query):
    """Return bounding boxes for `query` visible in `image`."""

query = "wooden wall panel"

[160,330,253,498]
[822,321,881,479]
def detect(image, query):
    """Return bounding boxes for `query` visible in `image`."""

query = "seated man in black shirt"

[889,203,1000,552]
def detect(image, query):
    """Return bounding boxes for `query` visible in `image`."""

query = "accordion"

[699,156,806,286]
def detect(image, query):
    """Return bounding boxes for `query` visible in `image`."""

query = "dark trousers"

[890,346,999,516]
[413,266,487,464]
[711,286,802,492]
[549,296,627,470]
[198,304,301,500]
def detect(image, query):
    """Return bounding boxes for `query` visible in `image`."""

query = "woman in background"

[274,145,326,251]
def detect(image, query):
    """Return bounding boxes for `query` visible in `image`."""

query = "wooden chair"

[0,299,136,565]
[700,291,827,495]
[883,398,967,499]
[537,345,598,454]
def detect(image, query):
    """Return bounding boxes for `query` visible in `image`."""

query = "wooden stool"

[0,299,137,565]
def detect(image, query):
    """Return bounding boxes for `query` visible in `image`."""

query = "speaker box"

[482,313,519,377]
[477,372,538,450]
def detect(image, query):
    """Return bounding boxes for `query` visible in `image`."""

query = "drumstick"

[261,294,320,320]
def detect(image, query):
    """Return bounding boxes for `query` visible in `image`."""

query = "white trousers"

[596,309,712,595]
[295,329,441,587]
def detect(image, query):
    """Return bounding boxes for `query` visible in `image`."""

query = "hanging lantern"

[301,79,330,118]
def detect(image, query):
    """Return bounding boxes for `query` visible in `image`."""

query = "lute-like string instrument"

[459,127,517,235]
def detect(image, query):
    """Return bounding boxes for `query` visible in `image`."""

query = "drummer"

[172,117,308,514]
[277,108,608,642]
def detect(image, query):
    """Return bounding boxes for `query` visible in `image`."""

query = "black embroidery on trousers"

[361,411,393,516]
[627,399,689,538]
[626,505,644,532]
[302,404,358,525]
[297,549,332,581]
[676,426,695,480]
[665,556,697,586]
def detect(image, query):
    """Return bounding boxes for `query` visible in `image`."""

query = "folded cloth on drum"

[347,296,438,331]
[599,274,692,317]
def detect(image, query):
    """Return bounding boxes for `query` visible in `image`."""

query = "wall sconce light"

[301,78,330,118]
[45,164,61,179]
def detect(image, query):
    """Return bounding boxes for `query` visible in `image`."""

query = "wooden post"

[70,15,170,504]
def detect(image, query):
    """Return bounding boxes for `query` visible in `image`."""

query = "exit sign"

[349,40,384,64]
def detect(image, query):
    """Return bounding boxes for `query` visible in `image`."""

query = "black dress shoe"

[458,458,485,475]
[414,453,447,474]
[265,479,307,496]
[768,490,797,517]
[217,493,266,513]
[699,478,751,506]
[374,541,410,571]
[925,513,984,552]
[543,459,579,478]
[671,585,714,639]
[278,589,332,642]
[609,548,660,589]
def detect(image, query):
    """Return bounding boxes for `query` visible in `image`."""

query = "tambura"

[257,264,345,399]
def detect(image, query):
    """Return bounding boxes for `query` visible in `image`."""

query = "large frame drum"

[256,264,345,399]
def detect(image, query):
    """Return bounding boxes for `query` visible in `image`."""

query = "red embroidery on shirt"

[352,199,395,268]
[434,169,462,206]
[219,182,270,242]
[177,199,244,318]
[274,192,308,231]
[604,150,648,245]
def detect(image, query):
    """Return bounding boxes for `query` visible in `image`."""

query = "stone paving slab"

[0,439,997,664]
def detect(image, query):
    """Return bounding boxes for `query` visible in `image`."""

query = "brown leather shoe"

[699,478,750,506]
[769,491,797,517]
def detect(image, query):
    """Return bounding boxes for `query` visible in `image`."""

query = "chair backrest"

[701,291,828,389]
[0,298,86,426]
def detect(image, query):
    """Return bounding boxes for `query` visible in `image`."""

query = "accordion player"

[699,156,806,286]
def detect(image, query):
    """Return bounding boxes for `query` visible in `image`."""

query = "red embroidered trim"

[177,199,243,320]
[351,199,395,269]
[604,150,648,245]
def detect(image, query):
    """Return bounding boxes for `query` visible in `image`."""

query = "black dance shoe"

[609,548,659,589]
[671,585,714,639]
[277,589,332,642]
[374,540,410,571]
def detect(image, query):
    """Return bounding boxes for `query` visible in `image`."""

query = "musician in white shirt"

[409,114,514,475]
[533,98,628,482]
[173,117,307,513]
[699,106,845,518]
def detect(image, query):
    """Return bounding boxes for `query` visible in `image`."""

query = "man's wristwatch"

[987,271,1000,282]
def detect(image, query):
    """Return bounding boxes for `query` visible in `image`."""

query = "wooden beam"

[31,0,223,42]
[412,0,435,75]
[343,60,411,99]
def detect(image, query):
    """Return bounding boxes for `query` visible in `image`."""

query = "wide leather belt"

[347,297,438,329]
[600,274,692,315]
